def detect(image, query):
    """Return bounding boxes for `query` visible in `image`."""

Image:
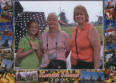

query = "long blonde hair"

[47,13,61,32]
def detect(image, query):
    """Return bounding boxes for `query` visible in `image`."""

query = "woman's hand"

[30,41,38,51]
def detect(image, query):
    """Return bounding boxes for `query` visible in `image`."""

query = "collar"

[26,34,38,40]
[76,22,89,31]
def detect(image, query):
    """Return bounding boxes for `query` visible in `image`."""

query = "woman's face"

[75,12,86,25]
[47,14,58,31]
[28,22,39,36]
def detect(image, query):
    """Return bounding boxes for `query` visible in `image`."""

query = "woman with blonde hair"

[40,13,70,69]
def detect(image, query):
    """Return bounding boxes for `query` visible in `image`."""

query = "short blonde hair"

[74,5,89,22]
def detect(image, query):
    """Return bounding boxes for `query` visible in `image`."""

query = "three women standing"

[16,5,101,69]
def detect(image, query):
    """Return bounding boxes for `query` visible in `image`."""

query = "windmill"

[58,7,68,26]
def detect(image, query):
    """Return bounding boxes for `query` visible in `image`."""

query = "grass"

[45,25,103,41]
[61,26,74,38]
[61,25,103,42]
[95,25,103,42]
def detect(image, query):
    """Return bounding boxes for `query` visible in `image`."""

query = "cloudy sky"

[20,1,103,23]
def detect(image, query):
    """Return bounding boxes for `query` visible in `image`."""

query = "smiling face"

[75,12,86,25]
[47,13,59,32]
[28,22,39,36]
[74,5,89,25]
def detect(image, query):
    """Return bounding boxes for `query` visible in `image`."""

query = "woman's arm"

[30,41,42,60]
[63,31,70,57]
[88,26,101,69]
[16,48,33,59]
[65,50,70,58]
[38,33,44,59]
[35,48,43,61]
[16,37,33,59]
